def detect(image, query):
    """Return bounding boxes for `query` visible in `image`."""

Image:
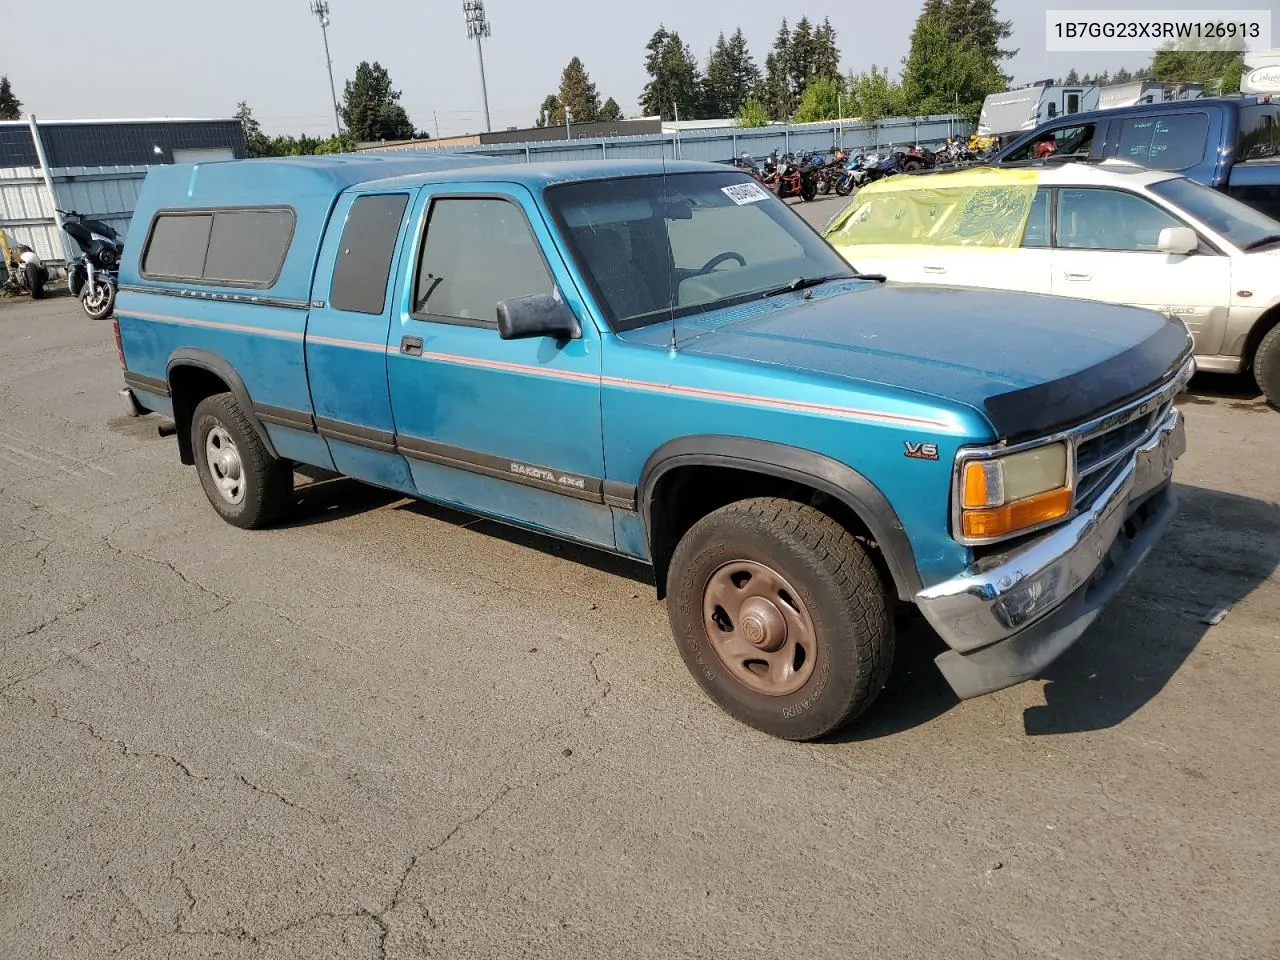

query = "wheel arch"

[1243,301,1280,371]
[166,349,279,466]
[639,436,923,603]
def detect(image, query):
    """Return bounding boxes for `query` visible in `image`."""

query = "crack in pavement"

[584,651,613,719]
[1,694,338,826]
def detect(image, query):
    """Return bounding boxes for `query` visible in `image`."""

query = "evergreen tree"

[1064,68,1080,84]
[946,0,1016,75]
[599,98,624,122]
[641,26,704,120]
[703,29,762,117]
[902,5,1004,119]
[1150,37,1244,94]
[0,76,21,121]
[340,62,415,142]
[788,17,816,103]
[763,20,794,119]
[235,101,272,157]
[558,57,601,123]
[1113,66,1134,84]
[811,18,842,82]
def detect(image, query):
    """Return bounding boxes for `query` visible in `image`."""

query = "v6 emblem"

[904,441,939,461]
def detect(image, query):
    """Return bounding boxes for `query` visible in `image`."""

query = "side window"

[1226,183,1280,222]
[330,194,410,314]
[1004,123,1095,162]
[1238,105,1280,161]
[142,214,212,279]
[1056,188,1181,251]
[142,208,294,287]
[1020,188,1052,247]
[1116,113,1209,170]
[413,198,554,325]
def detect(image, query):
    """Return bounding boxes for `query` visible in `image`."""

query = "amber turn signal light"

[961,487,1072,540]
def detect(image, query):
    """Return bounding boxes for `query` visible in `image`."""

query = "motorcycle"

[59,209,124,320]
[814,150,846,195]
[1,236,48,300]
[774,152,820,202]
[902,144,938,172]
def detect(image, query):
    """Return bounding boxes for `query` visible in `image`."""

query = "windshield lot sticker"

[722,182,771,205]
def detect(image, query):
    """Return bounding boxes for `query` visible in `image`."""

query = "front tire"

[666,498,894,741]
[191,393,293,529]
[1254,323,1280,408]
[82,280,115,320]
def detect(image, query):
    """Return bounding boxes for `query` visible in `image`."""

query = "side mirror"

[496,293,581,341]
[1157,226,1198,256]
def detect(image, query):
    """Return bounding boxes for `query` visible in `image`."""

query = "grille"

[1074,395,1175,509]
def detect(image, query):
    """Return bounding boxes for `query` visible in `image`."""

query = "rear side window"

[1238,105,1280,161]
[329,194,410,314]
[1115,114,1209,170]
[1226,183,1280,221]
[142,208,295,287]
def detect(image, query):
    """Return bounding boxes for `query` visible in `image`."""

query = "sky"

[5,0,1278,138]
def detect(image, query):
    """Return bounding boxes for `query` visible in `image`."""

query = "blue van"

[113,154,1192,739]
[993,95,1280,219]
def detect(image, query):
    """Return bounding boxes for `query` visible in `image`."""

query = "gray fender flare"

[639,435,923,602]
[166,349,280,464]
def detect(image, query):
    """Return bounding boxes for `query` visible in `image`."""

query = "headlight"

[958,441,1072,541]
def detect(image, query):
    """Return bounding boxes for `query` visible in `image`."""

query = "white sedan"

[824,160,1280,404]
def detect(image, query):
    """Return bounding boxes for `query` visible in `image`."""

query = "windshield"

[1148,176,1280,249]
[544,172,854,332]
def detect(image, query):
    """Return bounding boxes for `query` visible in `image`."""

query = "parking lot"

[2,261,1279,958]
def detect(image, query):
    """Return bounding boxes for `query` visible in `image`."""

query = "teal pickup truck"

[114,155,1192,740]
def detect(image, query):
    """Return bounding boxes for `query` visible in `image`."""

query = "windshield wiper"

[1243,234,1280,251]
[759,274,876,299]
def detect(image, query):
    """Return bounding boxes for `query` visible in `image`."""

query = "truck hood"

[619,281,1192,441]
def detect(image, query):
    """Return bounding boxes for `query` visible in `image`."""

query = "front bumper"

[916,407,1185,699]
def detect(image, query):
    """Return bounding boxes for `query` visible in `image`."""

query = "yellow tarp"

[824,167,1041,252]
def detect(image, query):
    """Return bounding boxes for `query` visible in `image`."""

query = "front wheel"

[666,498,894,741]
[1254,323,1280,408]
[191,393,294,529]
[834,179,853,197]
[82,280,115,320]
[801,179,818,202]
[817,177,832,195]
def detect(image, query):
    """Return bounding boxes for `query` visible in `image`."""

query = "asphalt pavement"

[2,280,1278,959]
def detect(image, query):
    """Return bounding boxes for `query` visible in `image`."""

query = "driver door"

[384,183,613,547]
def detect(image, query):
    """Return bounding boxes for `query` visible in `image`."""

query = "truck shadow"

[831,482,1280,743]
[1182,371,1262,403]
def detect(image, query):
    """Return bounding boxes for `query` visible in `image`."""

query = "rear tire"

[1254,323,1280,408]
[24,263,45,299]
[191,392,294,529]
[666,497,894,741]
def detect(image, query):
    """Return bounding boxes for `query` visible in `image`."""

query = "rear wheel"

[24,263,45,299]
[1254,323,1280,408]
[666,497,894,741]
[191,392,293,529]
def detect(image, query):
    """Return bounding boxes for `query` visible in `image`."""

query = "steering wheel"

[700,251,746,273]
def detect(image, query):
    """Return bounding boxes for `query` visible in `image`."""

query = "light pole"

[463,0,492,133]
[310,1,342,136]
[564,106,573,141]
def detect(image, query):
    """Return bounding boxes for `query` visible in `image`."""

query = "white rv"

[977,82,1099,137]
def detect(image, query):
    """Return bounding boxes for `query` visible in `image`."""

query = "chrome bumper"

[916,407,1185,699]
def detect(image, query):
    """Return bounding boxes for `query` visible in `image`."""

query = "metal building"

[0,116,246,264]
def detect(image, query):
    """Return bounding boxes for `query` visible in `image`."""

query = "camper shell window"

[1115,113,1209,170]
[141,207,295,288]
[1238,105,1280,161]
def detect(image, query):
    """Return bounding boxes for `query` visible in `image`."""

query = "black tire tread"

[192,392,292,529]
[668,496,894,739]
[1253,322,1280,408]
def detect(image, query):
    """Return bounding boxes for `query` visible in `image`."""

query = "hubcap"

[205,426,246,505]
[702,560,817,697]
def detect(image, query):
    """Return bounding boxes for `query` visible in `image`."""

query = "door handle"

[922,265,947,274]
[1063,272,1092,281]
[400,335,423,357]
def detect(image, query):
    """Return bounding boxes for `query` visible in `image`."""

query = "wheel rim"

[84,283,109,310]
[205,425,246,505]
[702,560,817,697]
